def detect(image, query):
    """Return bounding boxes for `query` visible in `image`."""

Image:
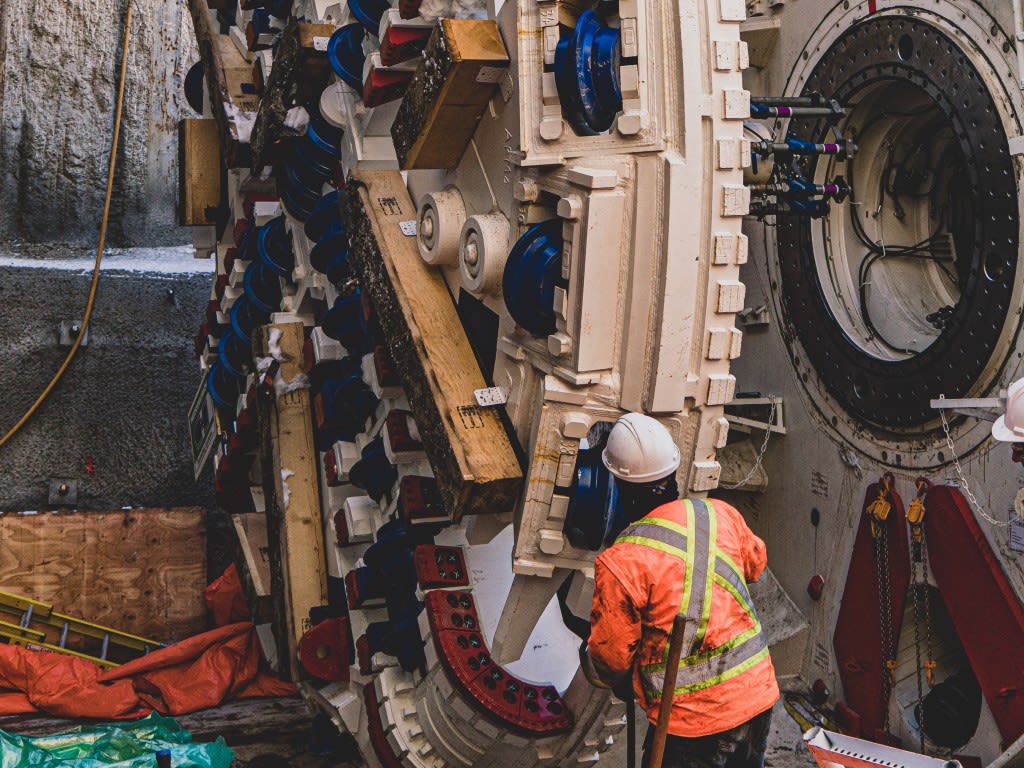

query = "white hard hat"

[992,378,1024,442]
[602,413,681,483]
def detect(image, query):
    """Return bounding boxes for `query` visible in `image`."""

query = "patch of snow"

[0,246,214,275]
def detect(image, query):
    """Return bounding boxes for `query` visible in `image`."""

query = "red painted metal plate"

[423,590,572,734]
[924,485,1024,744]
[832,478,910,739]
[364,683,405,768]
[298,617,351,682]
[414,545,470,589]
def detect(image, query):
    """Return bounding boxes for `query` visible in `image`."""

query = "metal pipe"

[750,96,821,106]
[752,105,841,117]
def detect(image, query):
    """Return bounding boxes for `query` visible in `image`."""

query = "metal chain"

[910,539,937,754]
[875,518,895,734]
[938,397,1010,527]
[722,397,777,490]
[911,562,925,752]
[922,535,933,677]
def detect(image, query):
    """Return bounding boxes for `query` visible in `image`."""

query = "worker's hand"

[579,643,612,689]
[580,642,635,701]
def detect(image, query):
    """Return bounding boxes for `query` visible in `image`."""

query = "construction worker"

[992,378,1024,463]
[581,412,779,768]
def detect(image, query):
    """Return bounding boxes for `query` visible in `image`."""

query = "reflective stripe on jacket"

[588,498,779,737]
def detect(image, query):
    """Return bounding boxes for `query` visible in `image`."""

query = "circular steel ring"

[777,16,1018,431]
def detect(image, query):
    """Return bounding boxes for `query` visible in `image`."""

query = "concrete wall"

[0,0,198,246]
[0,2,213,511]
[0,249,215,510]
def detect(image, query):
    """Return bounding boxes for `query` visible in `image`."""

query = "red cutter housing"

[424,590,573,735]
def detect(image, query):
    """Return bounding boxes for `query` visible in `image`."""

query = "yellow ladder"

[0,590,164,668]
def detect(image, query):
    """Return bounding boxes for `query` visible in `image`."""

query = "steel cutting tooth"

[421,676,491,752]
[377,667,443,768]
[416,692,480,767]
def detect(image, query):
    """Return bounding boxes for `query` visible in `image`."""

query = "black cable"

[842,113,970,352]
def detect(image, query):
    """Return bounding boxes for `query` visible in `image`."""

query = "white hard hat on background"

[601,413,681,483]
[992,378,1024,442]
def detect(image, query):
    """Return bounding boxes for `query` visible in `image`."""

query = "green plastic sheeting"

[0,712,234,767]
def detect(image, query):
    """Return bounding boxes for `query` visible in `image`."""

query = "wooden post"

[344,170,523,521]
[186,0,258,167]
[179,119,222,225]
[250,21,337,171]
[391,19,510,169]
[256,322,327,680]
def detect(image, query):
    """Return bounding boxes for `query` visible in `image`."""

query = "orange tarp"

[0,622,296,718]
[0,566,296,718]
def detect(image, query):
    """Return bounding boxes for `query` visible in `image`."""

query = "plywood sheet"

[0,508,207,642]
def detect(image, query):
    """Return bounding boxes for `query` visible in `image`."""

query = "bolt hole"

[984,251,1007,281]
[897,34,914,61]
[853,374,869,400]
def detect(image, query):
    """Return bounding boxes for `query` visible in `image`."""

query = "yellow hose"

[0,3,133,450]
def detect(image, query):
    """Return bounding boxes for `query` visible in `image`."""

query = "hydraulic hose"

[0,2,133,450]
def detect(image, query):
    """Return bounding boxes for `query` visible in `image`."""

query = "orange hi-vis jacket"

[588,498,779,737]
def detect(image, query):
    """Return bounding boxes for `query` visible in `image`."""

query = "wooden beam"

[256,322,327,681]
[186,0,256,167]
[344,170,523,521]
[391,19,509,169]
[227,511,275,626]
[250,22,336,172]
[0,508,206,641]
[231,512,271,598]
[179,119,222,225]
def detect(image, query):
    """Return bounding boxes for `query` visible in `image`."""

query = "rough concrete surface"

[602,698,819,768]
[0,0,199,246]
[0,245,215,511]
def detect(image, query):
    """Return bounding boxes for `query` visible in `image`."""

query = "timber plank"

[226,511,274,626]
[0,508,206,641]
[256,322,328,681]
[232,512,270,597]
[343,170,522,521]
[250,21,336,172]
[186,0,256,167]
[179,119,222,225]
[391,19,509,169]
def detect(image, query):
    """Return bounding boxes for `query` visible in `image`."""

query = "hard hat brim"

[601,445,680,483]
[992,415,1024,443]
